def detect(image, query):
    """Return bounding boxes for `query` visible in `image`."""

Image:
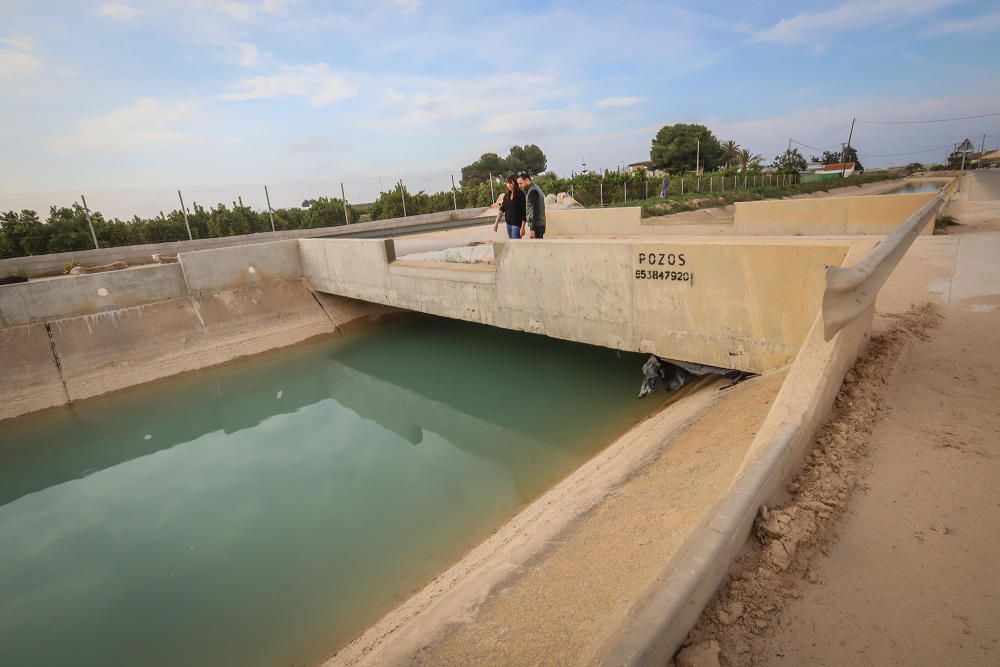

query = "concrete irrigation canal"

[1,175,985,666]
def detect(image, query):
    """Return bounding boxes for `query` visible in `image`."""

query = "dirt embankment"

[675,304,942,667]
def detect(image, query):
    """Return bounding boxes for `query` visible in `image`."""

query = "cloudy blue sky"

[2,0,999,216]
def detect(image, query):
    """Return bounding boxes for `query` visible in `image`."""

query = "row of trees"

[0,198,352,260]
[648,123,861,175]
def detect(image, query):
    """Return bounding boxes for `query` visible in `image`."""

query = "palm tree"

[737,148,762,171]
[721,140,740,168]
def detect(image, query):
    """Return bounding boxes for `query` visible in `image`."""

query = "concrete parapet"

[178,240,303,294]
[0,264,186,328]
[733,192,938,235]
[547,207,643,236]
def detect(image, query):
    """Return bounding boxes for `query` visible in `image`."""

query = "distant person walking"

[660,175,670,198]
[493,174,526,239]
[517,172,546,239]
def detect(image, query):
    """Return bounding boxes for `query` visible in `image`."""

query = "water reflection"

[0,316,654,667]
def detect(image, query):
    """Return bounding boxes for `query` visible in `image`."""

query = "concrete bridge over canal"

[298,237,851,374]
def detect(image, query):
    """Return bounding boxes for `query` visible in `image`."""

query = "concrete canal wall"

[0,206,494,279]
[0,240,398,421]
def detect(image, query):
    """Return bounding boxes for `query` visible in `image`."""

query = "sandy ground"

[678,171,1000,667]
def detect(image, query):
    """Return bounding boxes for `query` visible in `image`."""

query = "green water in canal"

[0,317,658,667]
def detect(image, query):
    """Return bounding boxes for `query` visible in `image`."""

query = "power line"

[790,138,832,153]
[857,110,1000,125]
[857,143,955,158]
[808,123,852,147]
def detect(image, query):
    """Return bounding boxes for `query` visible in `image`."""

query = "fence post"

[600,181,603,207]
[645,179,648,199]
[177,190,193,239]
[624,180,628,204]
[451,174,458,210]
[80,195,100,249]
[710,177,713,193]
[340,182,351,225]
[489,172,494,202]
[681,177,684,195]
[697,177,701,192]
[264,185,276,232]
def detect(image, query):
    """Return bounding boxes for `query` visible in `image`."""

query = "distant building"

[627,161,666,176]
[821,161,858,177]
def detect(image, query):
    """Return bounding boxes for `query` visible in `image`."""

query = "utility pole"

[264,185,276,232]
[488,172,494,201]
[450,174,458,210]
[841,118,855,178]
[80,195,100,249]
[177,190,193,239]
[399,180,406,217]
[340,183,350,225]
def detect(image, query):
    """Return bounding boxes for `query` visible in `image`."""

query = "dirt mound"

[677,304,942,667]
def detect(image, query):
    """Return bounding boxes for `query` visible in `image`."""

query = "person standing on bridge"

[493,174,526,239]
[517,172,546,239]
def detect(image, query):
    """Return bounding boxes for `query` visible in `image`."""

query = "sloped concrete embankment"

[0,240,397,422]
[599,192,945,666]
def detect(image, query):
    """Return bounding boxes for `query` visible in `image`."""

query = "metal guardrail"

[821,192,946,340]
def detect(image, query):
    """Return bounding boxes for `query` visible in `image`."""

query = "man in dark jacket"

[517,172,546,239]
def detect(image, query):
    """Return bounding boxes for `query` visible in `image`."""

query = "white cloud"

[932,12,1000,34]
[0,35,41,79]
[482,108,595,135]
[220,64,358,105]
[393,0,422,13]
[216,0,295,22]
[752,0,955,45]
[236,42,262,67]
[0,35,36,51]
[98,3,138,20]
[51,98,201,154]
[596,96,644,109]
[375,73,572,130]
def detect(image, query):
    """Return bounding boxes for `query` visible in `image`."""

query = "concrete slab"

[0,264,186,328]
[0,323,68,421]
